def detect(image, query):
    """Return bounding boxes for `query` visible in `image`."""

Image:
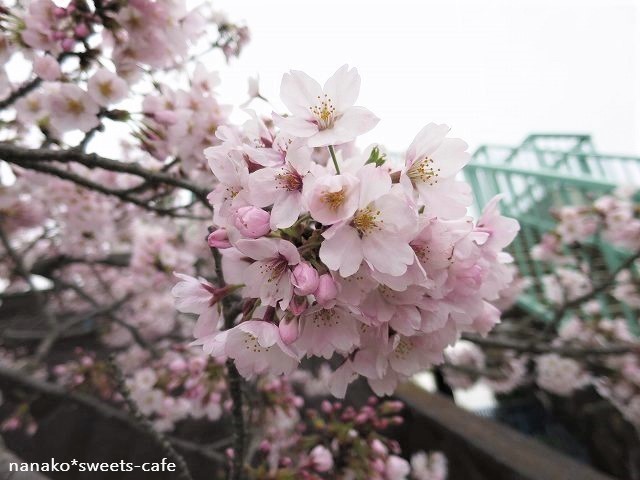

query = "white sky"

[215,0,640,156]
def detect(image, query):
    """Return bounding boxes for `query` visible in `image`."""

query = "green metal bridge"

[465,134,640,327]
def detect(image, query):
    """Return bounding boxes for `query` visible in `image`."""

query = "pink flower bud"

[207,228,231,249]
[259,440,271,453]
[61,38,75,52]
[278,316,299,345]
[2,417,21,431]
[291,262,319,296]
[169,358,187,373]
[314,274,338,307]
[309,445,333,473]
[53,7,67,18]
[74,23,90,38]
[371,439,388,456]
[372,458,386,473]
[234,206,270,238]
[386,456,410,478]
[289,296,308,316]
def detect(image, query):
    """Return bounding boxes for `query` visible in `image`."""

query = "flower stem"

[210,246,246,480]
[328,145,340,174]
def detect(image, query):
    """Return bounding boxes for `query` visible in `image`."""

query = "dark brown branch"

[211,247,246,480]
[546,249,640,331]
[53,278,159,357]
[0,223,57,335]
[0,364,225,464]
[0,78,42,110]
[108,358,193,480]
[0,142,211,205]
[462,333,637,357]
[6,158,205,219]
[30,252,131,277]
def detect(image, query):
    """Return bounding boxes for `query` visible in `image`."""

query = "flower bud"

[278,315,299,345]
[61,38,75,52]
[309,445,333,473]
[371,439,388,456]
[386,456,410,478]
[291,262,319,296]
[289,296,308,316]
[74,23,90,38]
[234,206,270,238]
[314,274,338,307]
[259,440,271,453]
[207,228,231,249]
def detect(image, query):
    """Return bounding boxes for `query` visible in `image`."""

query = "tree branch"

[0,78,42,110]
[211,247,246,480]
[462,333,637,357]
[546,249,640,331]
[108,357,193,480]
[0,142,211,207]
[5,158,205,219]
[0,364,225,465]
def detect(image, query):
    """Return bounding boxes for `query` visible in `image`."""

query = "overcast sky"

[214,0,640,156]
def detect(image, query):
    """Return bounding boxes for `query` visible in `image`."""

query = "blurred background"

[215,0,640,155]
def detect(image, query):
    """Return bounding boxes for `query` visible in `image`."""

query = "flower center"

[275,167,303,192]
[260,257,289,282]
[311,309,339,328]
[309,94,336,129]
[27,98,41,112]
[322,189,346,211]
[98,81,114,98]
[352,206,381,235]
[407,156,440,185]
[243,334,271,353]
[412,243,430,262]
[394,338,413,359]
[66,98,85,116]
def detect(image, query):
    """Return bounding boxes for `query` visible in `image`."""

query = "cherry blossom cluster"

[532,188,640,310]
[443,189,639,428]
[1,343,446,479]
[2,0,245,153]
[443,341,529,394]
[175,65,520,397]
[0,167,210,344]
[550,317,640,426]
[249,395,447,480]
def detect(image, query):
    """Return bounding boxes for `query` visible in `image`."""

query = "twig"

[0,364,225,464]
[108,357,194,480]
[30,252,131,277]
[0,142,211,205]
[0,78,42,110]
[0,223,57,336]
[210,247,246,480]
[32,294,132,362]
[53,278,159,357]
[5,158,204,219]
[546,250,640,332]
[462,333,636,357]
[443,362,506,380]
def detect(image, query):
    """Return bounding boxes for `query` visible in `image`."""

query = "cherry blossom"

[276,65,379,147]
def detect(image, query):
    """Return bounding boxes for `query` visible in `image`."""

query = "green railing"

[465,134,640,327]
